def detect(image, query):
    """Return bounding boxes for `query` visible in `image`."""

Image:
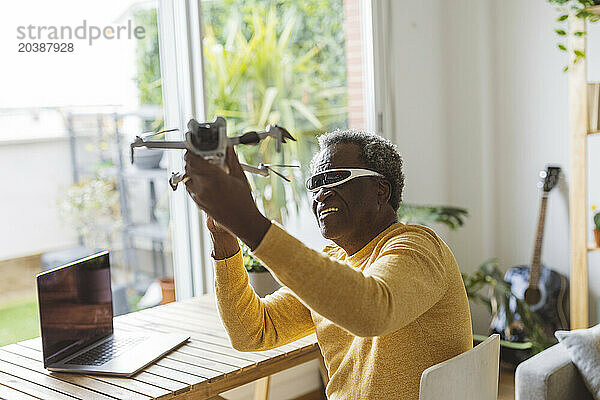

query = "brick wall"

[343,0,365,130]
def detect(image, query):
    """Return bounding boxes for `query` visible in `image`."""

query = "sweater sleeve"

[213,249,315,351]
[252,222,449,337]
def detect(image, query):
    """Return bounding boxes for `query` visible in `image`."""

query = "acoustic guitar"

[490,166,569,363]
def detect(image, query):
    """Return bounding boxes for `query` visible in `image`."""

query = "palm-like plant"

[202,5,347,222]
[397,204,468,231]
[463,259,556,354]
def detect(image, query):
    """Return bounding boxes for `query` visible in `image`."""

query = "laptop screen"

[37,251,114,367]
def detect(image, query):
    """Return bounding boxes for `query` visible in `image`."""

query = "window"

[198,0,374,250]
[0,0,173,346]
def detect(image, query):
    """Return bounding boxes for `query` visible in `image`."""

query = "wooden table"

[0,296,323,399]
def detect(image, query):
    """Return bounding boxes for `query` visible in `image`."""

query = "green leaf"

[563,65,569,72]
[555,29,567,35]
[257,87,278,127]
[574,31,587,36]
[574,49,586,57]
[557,14,569,21]
[558,43,567,51]
[576,10,593,19]
[289,100,323,129]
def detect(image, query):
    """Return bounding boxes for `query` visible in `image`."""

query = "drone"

[130,116,299,191]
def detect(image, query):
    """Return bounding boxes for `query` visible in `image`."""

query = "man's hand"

[184,147,271,250]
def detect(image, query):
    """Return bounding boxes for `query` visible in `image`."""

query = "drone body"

[130,116,297,190]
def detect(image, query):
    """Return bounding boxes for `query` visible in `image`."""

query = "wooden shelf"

[587,5,600,16]
[587,130,600,135]
[568,15,589,329]
[589,243,600,252]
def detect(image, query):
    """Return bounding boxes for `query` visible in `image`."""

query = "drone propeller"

[258,163,300,183]
[138,128,179,140]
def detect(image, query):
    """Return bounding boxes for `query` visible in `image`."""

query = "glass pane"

[200,0,367,228]
[0,0,174,346]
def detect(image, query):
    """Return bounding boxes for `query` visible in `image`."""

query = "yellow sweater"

[213,222,472,399]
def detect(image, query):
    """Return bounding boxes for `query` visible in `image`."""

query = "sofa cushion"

[555,324,600,399]
[515,343,592,400]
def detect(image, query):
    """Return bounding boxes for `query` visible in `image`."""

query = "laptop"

[36,250,189,376]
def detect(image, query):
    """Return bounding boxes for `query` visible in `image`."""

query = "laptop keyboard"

[66,336,147,366]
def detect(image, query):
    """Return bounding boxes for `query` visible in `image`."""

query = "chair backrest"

[419,334,500,400]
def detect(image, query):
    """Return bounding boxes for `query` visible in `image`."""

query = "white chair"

[419,334,500,400]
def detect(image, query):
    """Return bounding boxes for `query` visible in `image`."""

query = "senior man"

[184,130,472,400]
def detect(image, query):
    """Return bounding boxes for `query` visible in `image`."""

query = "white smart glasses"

[305,168,385,192]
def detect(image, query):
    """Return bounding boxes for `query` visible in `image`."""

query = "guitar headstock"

[538,166,561,192]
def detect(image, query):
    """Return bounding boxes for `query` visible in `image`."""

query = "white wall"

[0,138,79,259]
[376,0,600,333]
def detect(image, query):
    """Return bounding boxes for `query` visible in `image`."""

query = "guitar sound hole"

[524,288,541,306]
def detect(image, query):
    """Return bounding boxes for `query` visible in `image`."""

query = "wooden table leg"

[253,376,271,400]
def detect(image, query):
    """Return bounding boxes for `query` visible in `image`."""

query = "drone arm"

[227,132,263,146]
[132,140,188,149]
[130,138,187,163]
[241,163,269,177]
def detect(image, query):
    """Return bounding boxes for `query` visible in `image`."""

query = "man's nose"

[314,187,334,202]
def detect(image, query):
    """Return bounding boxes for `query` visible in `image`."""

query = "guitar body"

[490,264,570,341]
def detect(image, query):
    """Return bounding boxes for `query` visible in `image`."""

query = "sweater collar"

[341,222,402,266]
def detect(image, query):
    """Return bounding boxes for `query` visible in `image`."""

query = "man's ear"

[377,180,391,205]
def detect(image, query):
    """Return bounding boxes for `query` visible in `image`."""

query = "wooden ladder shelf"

[568,6,600,329]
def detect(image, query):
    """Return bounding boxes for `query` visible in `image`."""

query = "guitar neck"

[530,193,548,287]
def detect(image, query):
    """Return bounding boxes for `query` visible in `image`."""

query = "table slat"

[0,370,78,400]
[154,358,221,381]
[0,359,123,400]
[122,313,287,357]
[166,352,239,374]
[0,383,42,400]
[133,372,189,396]
[0,348,152,400]
[114,318,234,348]
[146,305,312,354]
[2,344,169,400]
[142,365,206,387]
[174,345,255,369]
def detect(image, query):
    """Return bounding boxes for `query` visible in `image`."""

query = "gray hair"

[310,129,405,211]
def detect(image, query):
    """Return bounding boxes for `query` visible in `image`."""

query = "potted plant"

[241,244,281,297]
[549,0,600,71]
[593,205,600,247]
[462,260,557,360]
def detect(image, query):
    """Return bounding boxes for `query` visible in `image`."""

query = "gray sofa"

[515,342,593,400]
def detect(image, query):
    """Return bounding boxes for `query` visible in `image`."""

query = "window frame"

[157,0,378,298]
[157,0,211,299]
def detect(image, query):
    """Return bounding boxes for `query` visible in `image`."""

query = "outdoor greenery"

[57,177,122,250]
[133,8,163,131]
[549,0,600,71]
[0,297,39,347]
[131,1,348,223]
[201,0,348,222]
[241,243,268,273]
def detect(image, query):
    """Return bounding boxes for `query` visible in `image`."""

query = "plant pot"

[594,229,600,248]
[159,277,176,304]
[133,148,164,169]
[248,271,281,297]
